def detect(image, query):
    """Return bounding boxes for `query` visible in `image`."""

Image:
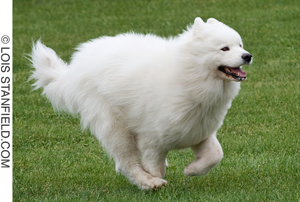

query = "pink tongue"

[230,67,247,77]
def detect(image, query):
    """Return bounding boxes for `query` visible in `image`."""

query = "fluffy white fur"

[30,17,252,189]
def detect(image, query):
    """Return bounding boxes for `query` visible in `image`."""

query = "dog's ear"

[193,17,205,35]
[207,18,220,24]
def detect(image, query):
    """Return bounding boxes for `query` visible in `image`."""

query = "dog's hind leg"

[183,132,223,176]
[84,99,166,190]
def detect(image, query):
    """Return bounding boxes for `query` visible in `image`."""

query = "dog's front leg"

[140,147,168,179]
[183,133,223,176]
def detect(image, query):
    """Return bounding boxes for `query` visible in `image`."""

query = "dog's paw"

[140,177,167,190]
[183,166,200,176]
[183,161,212,176]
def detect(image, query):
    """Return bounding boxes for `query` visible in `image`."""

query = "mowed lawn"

[13,0,299,201]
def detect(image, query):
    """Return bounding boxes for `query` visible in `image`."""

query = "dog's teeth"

[224,67,230,72]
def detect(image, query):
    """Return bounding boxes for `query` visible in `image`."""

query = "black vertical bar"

[1,35,10,168]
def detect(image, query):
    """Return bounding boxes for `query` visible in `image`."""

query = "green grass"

[13,0,300,201]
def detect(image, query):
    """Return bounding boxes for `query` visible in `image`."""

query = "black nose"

[242,53,252,63]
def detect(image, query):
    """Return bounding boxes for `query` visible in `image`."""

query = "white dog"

[30,17,252,190]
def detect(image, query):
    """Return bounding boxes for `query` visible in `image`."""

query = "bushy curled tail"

[29,40,71,111]
[29,40,68,90]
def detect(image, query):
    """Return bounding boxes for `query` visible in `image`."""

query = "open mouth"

[218,66,247,81]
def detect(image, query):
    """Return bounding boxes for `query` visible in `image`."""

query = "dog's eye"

[239,44,242,48]
[221,47,230,51]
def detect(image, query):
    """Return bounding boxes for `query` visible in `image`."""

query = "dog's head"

[191,17,252,82]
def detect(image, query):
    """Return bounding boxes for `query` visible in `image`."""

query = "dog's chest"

[178,106,226,147]
[165,81,240,149]
[173,102,226,148]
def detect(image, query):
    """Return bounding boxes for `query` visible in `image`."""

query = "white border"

[0,0,12,35]
[0,0,12,202]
